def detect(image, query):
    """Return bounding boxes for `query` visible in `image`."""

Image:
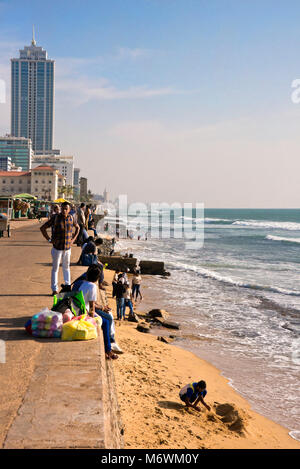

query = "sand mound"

[215,403,247,435]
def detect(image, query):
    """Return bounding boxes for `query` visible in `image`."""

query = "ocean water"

[102,209,300,439]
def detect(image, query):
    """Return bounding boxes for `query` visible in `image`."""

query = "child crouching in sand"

[179,380,211,412]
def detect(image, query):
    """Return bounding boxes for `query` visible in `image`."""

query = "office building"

[0,135,33,171]
[11,30,55,153]
[0,156,12,171]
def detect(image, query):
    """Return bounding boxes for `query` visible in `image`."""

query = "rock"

[157,336,171,344]
[153,318,180,330]
[139,260,170,276]
[147,309,169,320]
[128,312,139,323]
[136,322,151,333]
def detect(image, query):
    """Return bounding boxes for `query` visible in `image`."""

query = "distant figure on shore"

[110,237,116,256]
[40,201,79,295]
[123,282,134,319]
[115,274,126,320]
[179,381,210,412]
[76,203,88,246]
[112,270,120,298]
[132,271,143,301]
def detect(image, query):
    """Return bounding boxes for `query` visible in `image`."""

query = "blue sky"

[1,0,300,207]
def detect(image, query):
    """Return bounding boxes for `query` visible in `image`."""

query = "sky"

[1,0,300,207]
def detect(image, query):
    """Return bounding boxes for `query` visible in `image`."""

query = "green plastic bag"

[52,291,86,317]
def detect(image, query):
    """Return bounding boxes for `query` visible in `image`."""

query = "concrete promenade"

[0,220,123,449]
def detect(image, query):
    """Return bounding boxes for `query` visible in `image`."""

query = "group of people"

[112,269,143,320]
[40,201,121,360]
[39,202,211,407]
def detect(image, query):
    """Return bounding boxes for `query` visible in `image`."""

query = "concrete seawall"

[0,221,123,449]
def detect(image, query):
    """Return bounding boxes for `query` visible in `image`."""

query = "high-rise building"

[0,135,33,170]
[73,168,80,196]
[80,177,88,199]
[11,29,55,153]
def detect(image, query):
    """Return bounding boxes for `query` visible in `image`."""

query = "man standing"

[40,202,80,295]
[76,202,86,246]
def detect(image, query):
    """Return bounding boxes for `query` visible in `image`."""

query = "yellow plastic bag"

[61,318,98,341]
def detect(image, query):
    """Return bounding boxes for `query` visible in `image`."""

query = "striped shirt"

[44,214,77,251]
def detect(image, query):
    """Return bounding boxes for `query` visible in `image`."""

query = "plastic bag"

[74,314,102,328]
[61,318,98,341]
[53,291,86,317]
[31,308,63,338]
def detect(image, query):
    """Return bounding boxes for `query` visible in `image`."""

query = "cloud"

[116,47,152,60]
[57,75,180,105]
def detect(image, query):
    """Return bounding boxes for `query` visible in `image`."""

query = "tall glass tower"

[11,29,54,153]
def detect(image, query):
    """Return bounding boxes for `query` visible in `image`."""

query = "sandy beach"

[104,267,300,449]
[0,220,299,449]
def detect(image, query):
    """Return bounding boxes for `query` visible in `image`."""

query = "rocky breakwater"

[97,255,171,276]
[134,309,180,344]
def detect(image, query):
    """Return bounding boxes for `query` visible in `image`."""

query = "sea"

[99,208,300,440]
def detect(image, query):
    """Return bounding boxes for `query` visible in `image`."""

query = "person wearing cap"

[179,380,210,412]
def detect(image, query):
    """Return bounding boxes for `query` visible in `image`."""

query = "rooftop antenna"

[31,25,36,46]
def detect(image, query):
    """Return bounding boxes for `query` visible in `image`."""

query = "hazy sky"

[1,0,300,207]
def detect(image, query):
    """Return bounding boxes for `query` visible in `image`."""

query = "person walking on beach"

[40,201,80,295]
[132,271,143,301]
[179,380,211,412]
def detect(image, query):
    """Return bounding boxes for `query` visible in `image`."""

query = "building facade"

[0,156,12,171]
[0,135,33,171]
[32,155,74,186]
[11,33,55,153]
[80,177,88,199]
[73,167,80,196]
[0,165,65,200]
[0,171,31,195]
[30,165,60,201]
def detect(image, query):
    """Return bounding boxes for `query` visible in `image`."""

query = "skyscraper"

[11,28,54,153]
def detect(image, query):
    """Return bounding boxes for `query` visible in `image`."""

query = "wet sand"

[105,269,300,449]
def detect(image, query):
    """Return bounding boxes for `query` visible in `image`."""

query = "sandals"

[106,352,119,360]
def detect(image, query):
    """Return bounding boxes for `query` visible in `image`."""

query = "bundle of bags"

[61,314,101,341]
[31,308,63,338]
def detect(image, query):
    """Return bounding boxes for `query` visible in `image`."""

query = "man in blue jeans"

[115,275,126,320]
[40,201,79,295]
[78,268,119,359]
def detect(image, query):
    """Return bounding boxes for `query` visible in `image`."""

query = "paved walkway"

[0,221,122,448]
